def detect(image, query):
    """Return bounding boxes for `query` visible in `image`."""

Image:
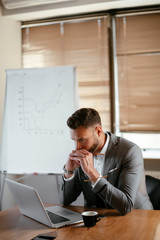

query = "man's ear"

[95,125,102,137]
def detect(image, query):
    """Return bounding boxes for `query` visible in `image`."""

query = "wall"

[0,11,21,139]
[0,8,21,210]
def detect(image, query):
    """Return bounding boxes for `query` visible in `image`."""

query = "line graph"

[17,73,71,135]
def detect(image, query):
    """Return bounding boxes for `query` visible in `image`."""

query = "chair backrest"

[145,175,160,210]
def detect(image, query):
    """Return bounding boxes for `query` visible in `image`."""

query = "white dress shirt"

[92,132,109,187]
[93,132,109,175]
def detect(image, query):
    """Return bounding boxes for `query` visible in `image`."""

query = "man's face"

[70,125,101,154]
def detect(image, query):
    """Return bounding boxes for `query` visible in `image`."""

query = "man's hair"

[67,108,102,129]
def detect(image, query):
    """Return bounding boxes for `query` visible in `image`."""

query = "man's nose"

[75,141,82,150]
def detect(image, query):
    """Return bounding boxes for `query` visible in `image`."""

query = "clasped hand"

[67,149,94,176]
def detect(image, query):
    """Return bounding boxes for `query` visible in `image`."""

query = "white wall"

[0,9,21,210]
[0,12,21,139]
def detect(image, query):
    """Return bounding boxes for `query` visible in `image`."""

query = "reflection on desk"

[0,205,160,240]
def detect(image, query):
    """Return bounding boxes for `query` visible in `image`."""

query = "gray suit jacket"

[59,132,153,215]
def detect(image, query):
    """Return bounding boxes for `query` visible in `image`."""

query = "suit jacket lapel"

[102,132,119,176]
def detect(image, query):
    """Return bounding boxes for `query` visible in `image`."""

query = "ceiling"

[0,0,159,21]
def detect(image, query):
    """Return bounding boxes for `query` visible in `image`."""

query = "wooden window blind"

[116,13,160,132]
[22,16,110,130]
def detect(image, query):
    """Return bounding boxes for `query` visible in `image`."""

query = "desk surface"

[0,205,160,240]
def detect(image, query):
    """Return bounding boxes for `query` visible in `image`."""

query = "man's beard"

[88,137,99,154]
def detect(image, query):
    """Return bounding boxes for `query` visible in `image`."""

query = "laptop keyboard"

[47,211,70,224]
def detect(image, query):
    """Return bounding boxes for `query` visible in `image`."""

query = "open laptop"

[5,178,83,228]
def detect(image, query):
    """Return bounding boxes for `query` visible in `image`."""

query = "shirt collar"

[100,132,110,155]
[95,132,110,157]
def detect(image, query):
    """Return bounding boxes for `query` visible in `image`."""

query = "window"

[115,12,160,158]
[22,16,111,131]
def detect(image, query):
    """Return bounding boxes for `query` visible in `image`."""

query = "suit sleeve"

[59,169,82,206]
[92,144,143,215]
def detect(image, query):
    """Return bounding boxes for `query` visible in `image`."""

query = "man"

[59,108,153,215]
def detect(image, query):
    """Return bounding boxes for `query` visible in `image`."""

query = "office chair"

[145,175,160,210]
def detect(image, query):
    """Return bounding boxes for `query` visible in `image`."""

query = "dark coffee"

[82,211,100,227]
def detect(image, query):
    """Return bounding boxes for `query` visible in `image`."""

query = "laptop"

[5,178,83,228]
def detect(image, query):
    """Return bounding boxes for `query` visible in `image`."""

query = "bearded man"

[59,108,153,215]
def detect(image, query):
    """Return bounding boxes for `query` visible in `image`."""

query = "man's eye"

[79,139,84,143]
